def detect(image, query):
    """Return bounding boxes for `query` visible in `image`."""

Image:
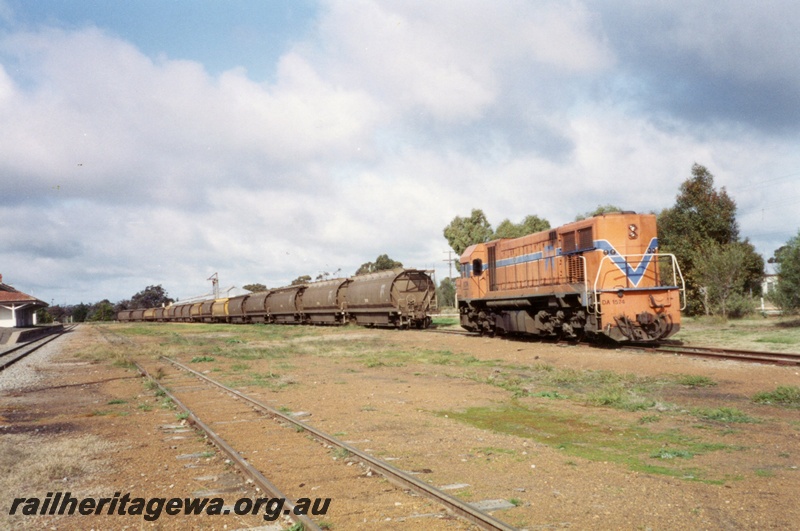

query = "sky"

[2,0,799,306]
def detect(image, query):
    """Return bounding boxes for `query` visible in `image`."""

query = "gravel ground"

[3,324,800,530]
[0,335,66,393]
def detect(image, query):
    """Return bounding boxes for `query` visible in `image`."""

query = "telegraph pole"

[443,250,454,279]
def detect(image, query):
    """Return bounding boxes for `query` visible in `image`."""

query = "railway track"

[0,325,75,371]
[628,344,800,366]
[427,326,800,366]
[135,355,517,531]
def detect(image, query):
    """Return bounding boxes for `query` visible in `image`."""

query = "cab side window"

[472,258,483,275]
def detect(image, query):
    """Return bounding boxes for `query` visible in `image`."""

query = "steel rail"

[134,361,322,531]
[0,325,74,371]
[161,356,518,531]
[637,345,800,366]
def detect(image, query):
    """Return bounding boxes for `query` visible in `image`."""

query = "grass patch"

[439,403,736,482]
[587,384,655,411]
[190,355,215,362]
[754,336,798,345]
[651,448,694,459]
[532,390,568,399]
[752,386,800,408]
[694,407,757,423]
[674,374,717,388]
[675,316,800,351]
[432,316,460,327]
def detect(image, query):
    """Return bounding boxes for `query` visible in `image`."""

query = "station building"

[0,274,49,328]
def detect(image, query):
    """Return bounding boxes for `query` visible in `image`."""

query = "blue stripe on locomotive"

[463,237,659,288]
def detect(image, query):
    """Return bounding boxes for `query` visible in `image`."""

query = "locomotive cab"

[457,243,490,302]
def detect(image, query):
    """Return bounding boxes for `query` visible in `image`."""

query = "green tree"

[436,277,456,307]
[243,283,267,292]
[443,209,494,257]
[494,215,551,239]
[290,275,312,286]
[658,164,757,315]
[659,164,739,250]
[355,254,403,276]
[771,230,800,313]
[36,308,54,324]
[131,285,174,309]
[575,204,623,221]
[48,304,69,322]
[88,300,115,321]
[692,242,754,317]
[72,303,90,323]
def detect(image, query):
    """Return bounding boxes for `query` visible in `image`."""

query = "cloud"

[1,2,799,305]
[594,1,800,132]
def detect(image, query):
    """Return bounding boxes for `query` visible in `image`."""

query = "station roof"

[0,274,48,306]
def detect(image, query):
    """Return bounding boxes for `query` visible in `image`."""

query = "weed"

[107,399,127,405]
[651,448,694,459]
[752,386,800,408]
[332,447,351,460]
[190,356,215,363]
[440,404,736,482]
[137,403,153,412]
[675,374,717,388]
[638,415,661,424]
[176,411,189,420]
[587,385,655,412]
[509,498,523,507]
[754,336,797,345]
[533,390,568,399]
[694,407,757,423]
[755,468,774,477]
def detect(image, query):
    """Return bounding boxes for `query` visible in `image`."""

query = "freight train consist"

[118,268,438,329]
[457,212,685,342]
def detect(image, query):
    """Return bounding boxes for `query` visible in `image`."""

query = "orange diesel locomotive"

[456,212,684,342]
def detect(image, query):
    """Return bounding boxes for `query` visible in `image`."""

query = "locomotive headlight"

[628,224,638,239]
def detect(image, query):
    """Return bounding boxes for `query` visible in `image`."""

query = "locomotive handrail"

[591,252,686,315]
[578,254,589,305]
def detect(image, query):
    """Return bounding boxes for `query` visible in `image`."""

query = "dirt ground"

[2,324,799,530]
